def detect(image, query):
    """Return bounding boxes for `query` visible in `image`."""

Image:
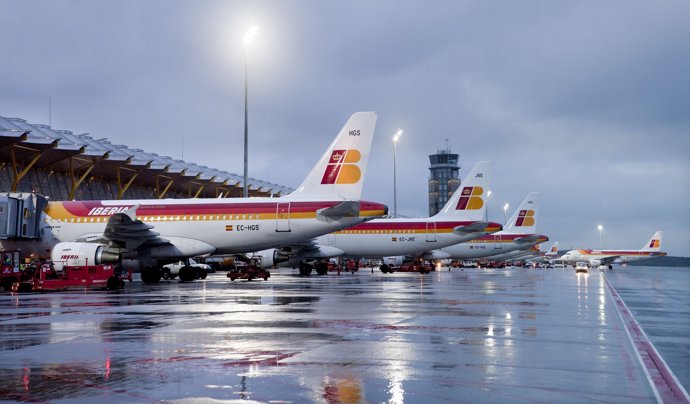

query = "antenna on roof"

[48,96,52,128]
[181,138,184,160]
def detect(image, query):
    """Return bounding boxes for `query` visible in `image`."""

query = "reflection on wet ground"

[1,267,682,403]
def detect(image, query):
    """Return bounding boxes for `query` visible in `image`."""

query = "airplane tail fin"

[545,241,559,257]
[504,192,541,234]
[433,161,492,220]
[641,231,663,252]
[286,112,377,200]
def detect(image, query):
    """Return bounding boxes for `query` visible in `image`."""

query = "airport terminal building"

[0,115,292,201]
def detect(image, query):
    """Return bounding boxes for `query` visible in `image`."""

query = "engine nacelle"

[422,250,452,260]
[589,259,602,267]
[383,256,404,266]
[51,242,120,272]
[253,249,290,268]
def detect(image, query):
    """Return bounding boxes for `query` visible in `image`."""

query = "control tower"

[428,146,460,216]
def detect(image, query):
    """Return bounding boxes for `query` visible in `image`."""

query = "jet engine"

[253,249,290,268]
[589,259,602,267]
[51,242,120,271]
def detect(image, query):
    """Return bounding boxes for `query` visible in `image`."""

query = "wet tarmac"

[0,266,688,403]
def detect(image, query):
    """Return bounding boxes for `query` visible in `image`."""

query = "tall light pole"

[243,25,258,198]
[597,224,603,248]
[503,203,509,226]
[392,129,402,218]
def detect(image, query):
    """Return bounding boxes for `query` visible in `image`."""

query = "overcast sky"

[1,1,689,256]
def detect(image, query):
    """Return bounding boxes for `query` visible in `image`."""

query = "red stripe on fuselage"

[346,221,482,232]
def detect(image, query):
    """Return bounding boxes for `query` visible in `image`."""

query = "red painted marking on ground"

[605,277,690,403]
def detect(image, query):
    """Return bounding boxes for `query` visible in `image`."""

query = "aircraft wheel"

[179,266,196,282]
[141,267,161,284]
[197,267,208,279]
[107,275,121,290]
[315,262,328,275]
[299,263,313,276]
[2,278,15,292]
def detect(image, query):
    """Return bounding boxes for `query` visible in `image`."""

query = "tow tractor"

[227,256,271,281]
[379,258,434,274]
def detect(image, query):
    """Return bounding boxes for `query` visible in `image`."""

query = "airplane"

[253,161,503,275]
[500,241,559,264]
[484,244,543,264]
[0,112,388,283]
[559,231,666,269]
[425,192,548,261]
[545,241,559,258]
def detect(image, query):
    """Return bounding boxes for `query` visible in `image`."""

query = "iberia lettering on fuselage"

[87,206,131,216]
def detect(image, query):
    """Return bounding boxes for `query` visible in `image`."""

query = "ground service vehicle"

[1,250,21,291]
[161,259,211,281]
[227,258,270,281]
[11,262,130,292]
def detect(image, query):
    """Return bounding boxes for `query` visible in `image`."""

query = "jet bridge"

[0,193,48,240]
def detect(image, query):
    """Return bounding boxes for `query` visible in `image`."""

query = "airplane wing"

[591,255,621,265]
[316,201,361,222]
[275,239,345,259]
[77,205,170,250]
[453,221,491,235]
[513,235,542,244]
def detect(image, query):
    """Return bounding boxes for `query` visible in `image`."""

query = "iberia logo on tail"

[455,186,484,210]
[649,239,661,249]
[321,149,362,184]
[515,210,535,227]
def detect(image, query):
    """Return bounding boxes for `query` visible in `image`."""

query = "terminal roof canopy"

[0,115,292,199]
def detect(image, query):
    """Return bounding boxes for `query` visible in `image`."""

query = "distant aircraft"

[254,161,502,275]
[545,241,559,258]
[487,244,543,263]
[0,112,388,282]
[427,192,548,261]
[560,231,666,269]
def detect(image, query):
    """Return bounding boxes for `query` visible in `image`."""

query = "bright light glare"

[392,129,403,142]
[243,25,259,46]
[597,224,603,231]
[503,203,509,211]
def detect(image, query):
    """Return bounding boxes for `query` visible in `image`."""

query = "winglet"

[434,161,492,220]
[286,112,377,200]
[504,192,541,234]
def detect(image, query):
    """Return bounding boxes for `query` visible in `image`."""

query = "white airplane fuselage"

[314,218,502,258]
[560,249,666,265]
[436,233,549,260]
[0,198,387,258]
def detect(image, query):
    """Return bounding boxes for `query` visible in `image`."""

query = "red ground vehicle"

[227,258,271,281]
[380,259,434,274]
[11,262,131,293]
[326,258,360,274]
